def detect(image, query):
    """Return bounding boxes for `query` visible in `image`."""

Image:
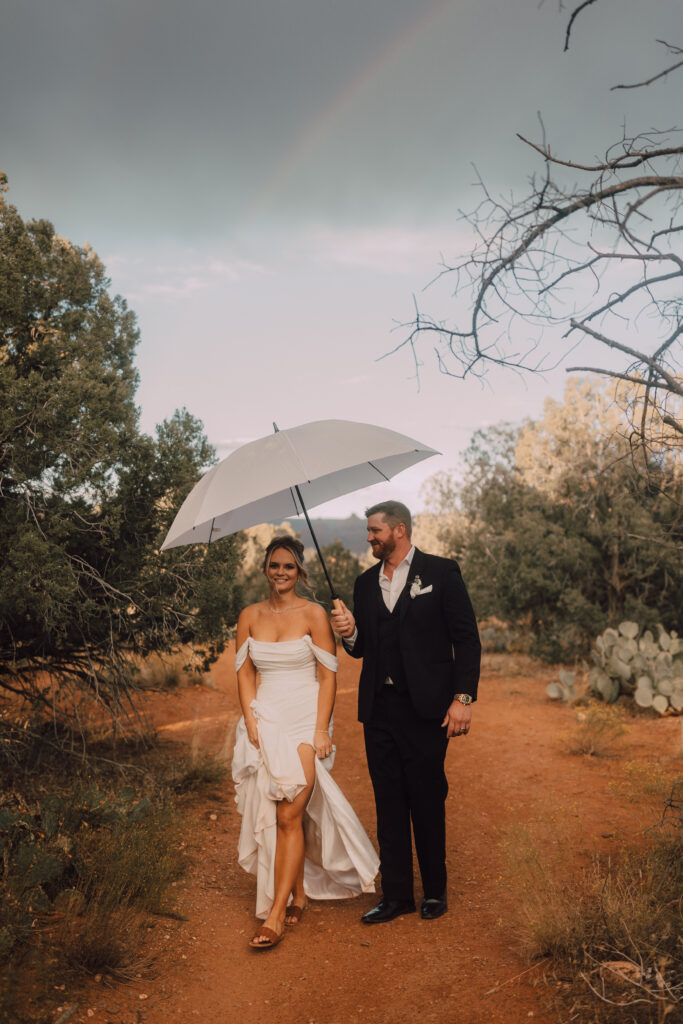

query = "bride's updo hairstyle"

[262,536,310,588]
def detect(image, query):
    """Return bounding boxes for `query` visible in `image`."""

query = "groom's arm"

[437,561,480,739]
[443,561,481,701]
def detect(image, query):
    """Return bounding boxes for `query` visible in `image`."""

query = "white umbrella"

[160,419,439,597]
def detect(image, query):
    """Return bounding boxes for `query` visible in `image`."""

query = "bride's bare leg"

[285,857,306,924]
[252,744,315,944]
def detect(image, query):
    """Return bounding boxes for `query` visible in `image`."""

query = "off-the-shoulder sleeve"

[303,635,338,672]
[235,638,251,671]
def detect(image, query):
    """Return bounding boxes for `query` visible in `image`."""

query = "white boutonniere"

[409,575,423,599]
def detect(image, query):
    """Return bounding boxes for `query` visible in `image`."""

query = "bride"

[231,536,378,950]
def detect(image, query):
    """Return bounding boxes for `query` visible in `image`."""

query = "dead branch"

[613,57,683,91]
[563,0,598,52]
[395,129,683,453]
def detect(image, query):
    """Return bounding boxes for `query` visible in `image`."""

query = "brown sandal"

[285,904,306,926]
[249,926,283,950]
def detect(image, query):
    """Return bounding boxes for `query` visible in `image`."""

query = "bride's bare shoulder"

[302,599,326,622]
[304,601,333,640]
[238,602,269,627]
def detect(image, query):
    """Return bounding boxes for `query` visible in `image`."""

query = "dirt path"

[80,649,681,1024]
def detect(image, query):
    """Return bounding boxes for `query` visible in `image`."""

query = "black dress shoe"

[361,899,416,925]
[420,896,448,920]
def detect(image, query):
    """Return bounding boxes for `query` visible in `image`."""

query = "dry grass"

[163,752,228,794]
[158,719,229,794]
[136,651,205,690]
[504,814,682,1023]
[75,805,186,914]
[0,710,226,1022]
[564,702,629,757]
[60,901,154,981]
[612,760,676,804]
[503,821,595,959]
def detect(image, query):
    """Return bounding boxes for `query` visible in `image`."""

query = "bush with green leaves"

[422,380,683,662]
[0,784,165,954]
[588,621,683,714]
[0,772,189,1019]
[0,177,242,728]
[306,540,362,613]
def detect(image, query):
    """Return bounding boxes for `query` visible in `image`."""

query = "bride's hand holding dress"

[244,712,259,750]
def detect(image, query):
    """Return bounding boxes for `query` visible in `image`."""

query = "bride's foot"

[285,888,307,926]
[250,911,285,949]
[285,901,307,926]
[249,924,283,950]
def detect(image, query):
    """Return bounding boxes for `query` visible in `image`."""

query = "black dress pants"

[363,684,449,901]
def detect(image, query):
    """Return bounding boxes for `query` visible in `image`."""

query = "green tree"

[0,179,241,723]
[306,540,362,615]
[426,380,682,661]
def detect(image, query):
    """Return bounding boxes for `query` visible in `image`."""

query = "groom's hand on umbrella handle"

[331,600,355,638]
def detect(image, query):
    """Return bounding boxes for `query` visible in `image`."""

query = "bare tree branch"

[391,12,683,461]
[563,0,598,52]
[394,128,683,453]
[613,57,683,91]
[517,134,683,173]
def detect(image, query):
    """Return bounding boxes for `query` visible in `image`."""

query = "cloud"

[307,224,474,276]
[214,437,258,452]
[143,275,208,297]
[109,251,268,303]
[208,258,266,280]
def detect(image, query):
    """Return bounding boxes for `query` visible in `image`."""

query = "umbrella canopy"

[160,419,439,551]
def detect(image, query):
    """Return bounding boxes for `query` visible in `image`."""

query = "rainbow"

[245,0,457,220]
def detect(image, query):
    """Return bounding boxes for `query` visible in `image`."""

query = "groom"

[331,501,481,924]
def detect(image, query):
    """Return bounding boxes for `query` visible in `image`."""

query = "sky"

[2,0,681,519]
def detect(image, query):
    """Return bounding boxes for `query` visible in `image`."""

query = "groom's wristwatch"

[453,693,473,706]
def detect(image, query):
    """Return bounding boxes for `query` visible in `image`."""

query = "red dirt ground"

[67,647,682,1024]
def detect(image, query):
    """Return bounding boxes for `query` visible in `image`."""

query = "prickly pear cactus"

[546,669,577,703]
[588,621,683,714]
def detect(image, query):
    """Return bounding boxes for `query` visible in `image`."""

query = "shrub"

[165,753,228,795]
[613,761,676,805]
[60,902,153,981]
[74,803,185,914]
[478,617,527,654]
[0,736,202,1017]
[136,650,206,690]
[505,812,682,1023]
[564,703,629,757]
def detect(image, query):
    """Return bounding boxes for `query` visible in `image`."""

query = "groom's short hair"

[364,500,412,539]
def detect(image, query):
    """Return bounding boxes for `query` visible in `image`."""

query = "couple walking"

[231,500,481,949]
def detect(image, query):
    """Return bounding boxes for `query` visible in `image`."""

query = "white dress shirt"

[378,545,415,612]
[345,547,415,660]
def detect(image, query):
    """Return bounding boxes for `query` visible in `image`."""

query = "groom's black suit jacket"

[347,548,481,724]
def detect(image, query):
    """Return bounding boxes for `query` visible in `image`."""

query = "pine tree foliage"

[0,177,241,721]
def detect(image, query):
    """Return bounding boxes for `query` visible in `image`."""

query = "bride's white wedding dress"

[232,635,379,919]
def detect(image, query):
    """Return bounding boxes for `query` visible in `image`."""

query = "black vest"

[375,585,408,691]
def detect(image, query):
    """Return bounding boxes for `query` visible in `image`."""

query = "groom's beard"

[370,537,395,561]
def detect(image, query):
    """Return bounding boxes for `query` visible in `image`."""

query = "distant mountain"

[283,513,367,555]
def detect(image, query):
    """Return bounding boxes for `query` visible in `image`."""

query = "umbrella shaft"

[293,484,338,602]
